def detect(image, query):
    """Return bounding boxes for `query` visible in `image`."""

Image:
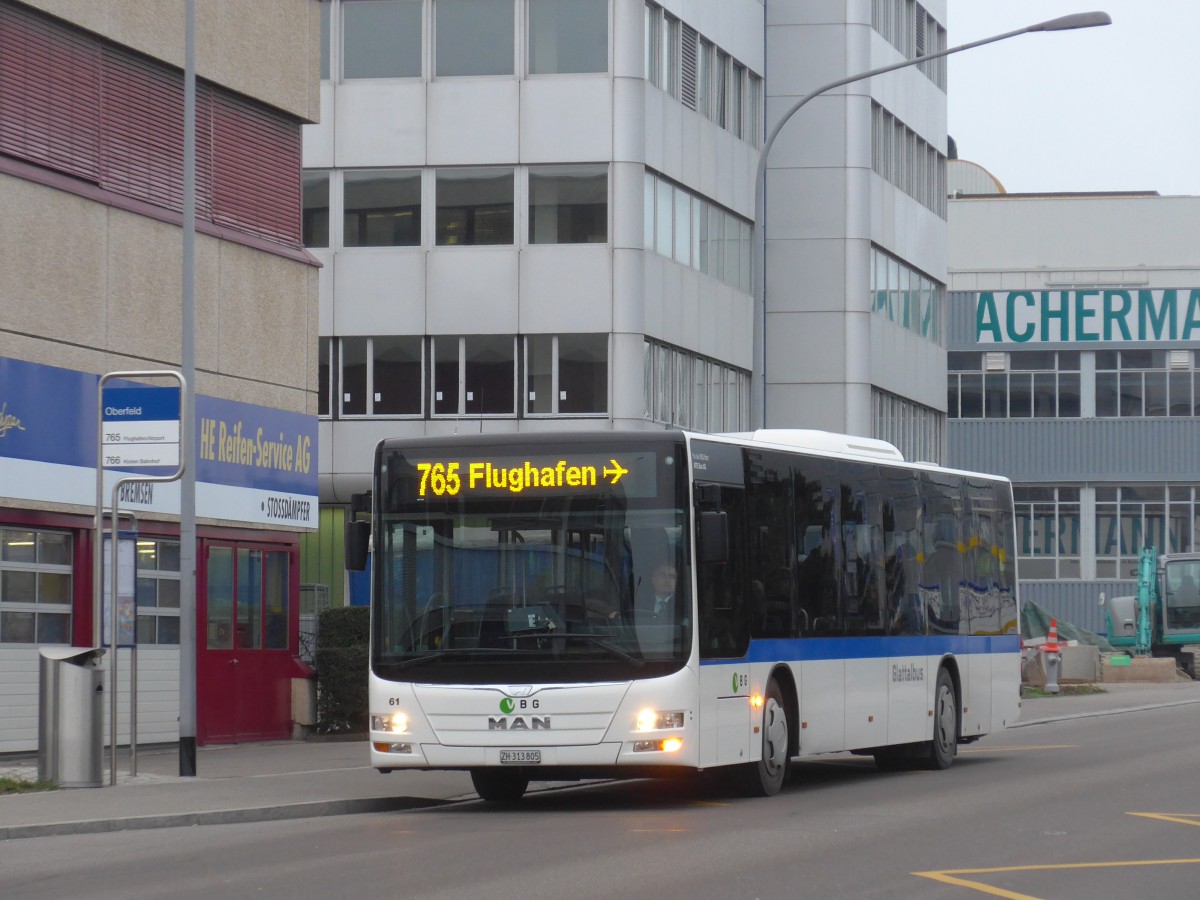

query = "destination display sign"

[397,450,661,499]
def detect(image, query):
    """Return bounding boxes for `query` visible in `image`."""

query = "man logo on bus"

[499,698,516,714]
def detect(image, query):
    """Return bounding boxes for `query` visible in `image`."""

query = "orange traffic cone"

[1044,618,1060,654]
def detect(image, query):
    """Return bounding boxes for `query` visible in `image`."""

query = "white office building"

[303,0,951,599]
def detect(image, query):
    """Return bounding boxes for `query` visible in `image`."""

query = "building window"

[343,0,422,79]
[871,102,947,218]
[0,528,72,644]
[948,351,1081,419]
[434,0,514,77]
[528,0,607,75]
[644,5,759,145]
[338,336,424,417]
[644,340,748,431]
[318,337,332,417]
[661,13,680,99]
[870,246,943,344]
[1094,485,1195,579]
[206,546,289,650]
[341,337,368,416]
[525,334,608,415]
[1014,486,1080,580]
[644,3,662,87]
[529,165,608,243]
[433,336,516,415]
[695,38,713,119]
[136,539,180,645]
[436,168,514,245]
[1096,349,1197,418]
[645,170,751,292]
[344,170,421,247]
[373,336,424,415]
[303,171,330,248]
[872,388,944,465]
[871,0,946,90]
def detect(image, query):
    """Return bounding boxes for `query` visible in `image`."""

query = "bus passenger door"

[695,481,751,768]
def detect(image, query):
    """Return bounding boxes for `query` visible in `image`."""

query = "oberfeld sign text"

[976,289,1200,344]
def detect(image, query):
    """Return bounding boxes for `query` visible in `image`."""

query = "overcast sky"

[946,1,1197,196]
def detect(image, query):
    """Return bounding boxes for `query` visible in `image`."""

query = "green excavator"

[1103,549,1200,679]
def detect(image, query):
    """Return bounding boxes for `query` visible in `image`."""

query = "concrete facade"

[310,0,951,514]
[0,0,322,752]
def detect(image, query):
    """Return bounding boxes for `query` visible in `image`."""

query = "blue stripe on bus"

[698,633,1021,665]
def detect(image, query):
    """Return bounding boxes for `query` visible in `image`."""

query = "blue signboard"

[0,356,318,528]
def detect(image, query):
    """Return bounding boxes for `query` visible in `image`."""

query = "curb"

[1011,696,1200,728]
[0,795,451,842]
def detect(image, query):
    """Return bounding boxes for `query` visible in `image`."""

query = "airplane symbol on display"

[603,459,628,485]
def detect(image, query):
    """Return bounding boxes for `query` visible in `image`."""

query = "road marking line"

[1128,812,1200,827]
[914,859,1200,899]
[959,745,1077,753]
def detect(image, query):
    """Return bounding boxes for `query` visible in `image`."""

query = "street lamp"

[750,11,1111,429]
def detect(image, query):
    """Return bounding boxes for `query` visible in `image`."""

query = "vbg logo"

[491,695,548,729]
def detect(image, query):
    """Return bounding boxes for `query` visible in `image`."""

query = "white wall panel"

[426,249,518,333]
[521,77,613,163]
[332,251,427,334]
[763,95,848,170]
[765,311,846,381]
[765,237,845,313]
[312,248,334,333]
[336,81,427,167]
[766,168,847,238]
[519,246,613,333]
[427,81,519,164]
[301,82,336,168]
[612,77,647,164]
[612,247,648,333]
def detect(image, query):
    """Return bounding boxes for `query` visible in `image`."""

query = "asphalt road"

[6,704,1200,900]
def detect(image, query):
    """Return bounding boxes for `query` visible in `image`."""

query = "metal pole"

[750,12,1110,429]
[109,508,118,786]
[179,0,198,777]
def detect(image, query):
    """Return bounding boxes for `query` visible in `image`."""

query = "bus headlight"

[635,709,685,731]
[371,711,410,734]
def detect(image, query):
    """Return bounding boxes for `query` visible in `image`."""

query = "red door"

[198,541,296,743]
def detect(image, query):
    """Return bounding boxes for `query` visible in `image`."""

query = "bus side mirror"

[345,519,370,571]
[698,510,729,565]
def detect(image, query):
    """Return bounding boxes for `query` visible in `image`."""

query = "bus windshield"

[372,437,691,684]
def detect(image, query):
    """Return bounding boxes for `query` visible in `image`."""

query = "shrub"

[315,606,369,734]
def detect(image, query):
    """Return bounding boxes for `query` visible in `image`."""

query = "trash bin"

[38,647,106,788]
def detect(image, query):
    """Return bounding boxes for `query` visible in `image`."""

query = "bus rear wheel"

[925,668,958,770]
[470,768,529,803]
[736,678,789,796]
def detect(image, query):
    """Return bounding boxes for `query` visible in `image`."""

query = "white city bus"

[356,429,1020,802]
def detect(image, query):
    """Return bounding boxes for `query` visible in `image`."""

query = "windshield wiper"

[394,647,531,669]
[510,631,644,667]
[394,650,450,670]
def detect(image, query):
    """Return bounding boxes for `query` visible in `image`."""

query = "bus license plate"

[499,750,541,765]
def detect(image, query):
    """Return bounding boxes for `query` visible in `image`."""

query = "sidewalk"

[4,680,1200,841]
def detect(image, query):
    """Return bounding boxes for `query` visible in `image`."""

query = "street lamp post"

[750,11,1111,429]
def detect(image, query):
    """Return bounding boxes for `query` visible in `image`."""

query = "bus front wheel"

[736,678,789,796]
[926,668,958,770]
[470,768,529,803]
